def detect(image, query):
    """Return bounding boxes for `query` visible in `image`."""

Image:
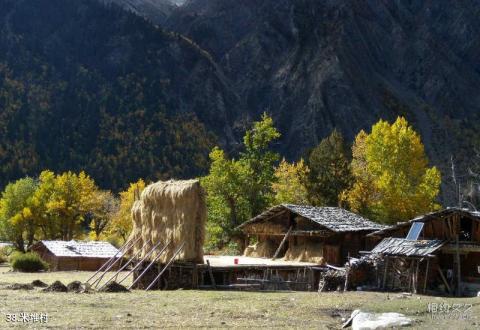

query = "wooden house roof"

[367,207,480,237]
[239,204,386,233]
[371,237,445,257]
[34,240,118,258]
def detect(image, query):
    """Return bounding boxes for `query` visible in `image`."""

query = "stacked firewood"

[318,269,346,292]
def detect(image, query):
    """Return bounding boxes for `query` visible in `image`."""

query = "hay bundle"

[283,241,325,264]
[244,240,276,258]
[130,179,206,264]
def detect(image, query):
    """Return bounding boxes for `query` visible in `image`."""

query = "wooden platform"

[131,256,325,291]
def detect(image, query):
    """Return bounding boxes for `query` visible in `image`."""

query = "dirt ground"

[0,264,479,329]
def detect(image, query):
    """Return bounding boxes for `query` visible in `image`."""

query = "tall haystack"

[130,179,206,264]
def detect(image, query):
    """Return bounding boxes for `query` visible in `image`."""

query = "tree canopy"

[343,117,441,223]
[201,113,280,250]
[307,129,352,206]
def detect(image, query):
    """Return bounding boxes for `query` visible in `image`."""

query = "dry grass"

[0,265,479,329]
[131,179,206,264]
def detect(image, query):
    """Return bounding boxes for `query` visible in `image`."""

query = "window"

[406,222,424,240]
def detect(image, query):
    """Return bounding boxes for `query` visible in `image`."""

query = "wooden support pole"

[207,259,216,289]
[344,253,350,292]
[115,240,164,286]
[437,266,451,294]
[128,241,172,290]
[414,259,420,294]
[423,258,430,293]
[272,226,292,260]
[382,256,389,290]
[86,235,137,284]
[146,242,186,291]
[101,239,152,288]
[456,235,462,296]
[91,235,142,288]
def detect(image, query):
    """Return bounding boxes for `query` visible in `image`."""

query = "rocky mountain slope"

[101,0,181,24]
[165,0,480,162]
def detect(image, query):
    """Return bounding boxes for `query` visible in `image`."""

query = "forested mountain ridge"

[1,0,480,205]
[0,0,241,191]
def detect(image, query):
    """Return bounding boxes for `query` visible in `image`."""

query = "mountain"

[1,0,480,203]
[101,0,181,24]
[0,0,240,190]
[165,0,480,159]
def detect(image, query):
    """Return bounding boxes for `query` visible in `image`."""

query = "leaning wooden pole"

[207,259,216,289]
[423,258,430,293]
[272,226,292,260]
[382,256,389,290]
[455,235,461,297]
[101,239,152,289]
[91,236,141,288]
[86,236,135,284]
[414,259,420,294]
[146,242,186,291]
[114,240,164,286]
[128,241,172,290]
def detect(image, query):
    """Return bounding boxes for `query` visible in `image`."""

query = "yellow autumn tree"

[272,158,310,205]
[343,117,441,223]
[41,171,98,240]
[89,191,119,241]
[105,179,145,244]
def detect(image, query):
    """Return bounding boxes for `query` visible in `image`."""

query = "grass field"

[0,264,479,329]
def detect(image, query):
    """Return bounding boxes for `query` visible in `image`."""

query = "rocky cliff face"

[101,0,176,24]
[165,0,480,163]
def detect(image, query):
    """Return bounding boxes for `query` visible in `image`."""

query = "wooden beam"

[272,226,292,260]
[382,257,389,289]
[436,266,451,294]
[146,242,186,291]
[423,258,430,293]
[207,259,216,289]
[87,235,139,285]
[455,235,461,297]
[414,259,420,294]
[91,235,142,288]
[115,240,164,286]
[101,239,152,289]
[127,241,172,290]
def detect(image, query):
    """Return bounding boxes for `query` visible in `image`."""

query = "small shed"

[31,240,119,271]
[367,208,480,296]
[238,204,385,265]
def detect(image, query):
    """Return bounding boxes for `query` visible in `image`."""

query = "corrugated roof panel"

[371,237,444,257]
[40,240,118,258]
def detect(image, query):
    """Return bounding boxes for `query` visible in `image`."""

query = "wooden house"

[366,208,480,296]
[238,204,385,266]
[31,240,119,271]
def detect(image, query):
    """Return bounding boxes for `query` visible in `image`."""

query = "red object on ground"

[234,258,239,265]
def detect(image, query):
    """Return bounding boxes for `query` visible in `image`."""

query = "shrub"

[10,252,48,272]
[0,246,13,264]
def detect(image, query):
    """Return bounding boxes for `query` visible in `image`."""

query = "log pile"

[318,269,346,292]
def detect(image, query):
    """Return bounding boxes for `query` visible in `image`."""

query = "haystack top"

[239,204,385,233]
[140,179,202,202]
[34,240,118,258]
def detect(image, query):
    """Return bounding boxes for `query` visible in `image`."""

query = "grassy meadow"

[0,264,479,329]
